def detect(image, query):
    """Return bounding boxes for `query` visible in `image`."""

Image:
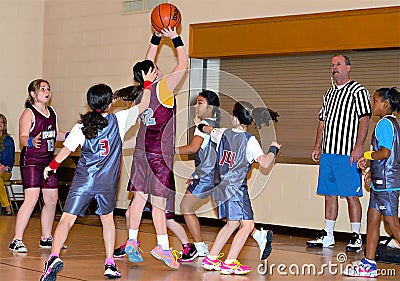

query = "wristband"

[150,33,162,45]
[268,146,280,157]
[143,80,152,90]
[364,150,374,160]
[28,137,34,147]
[65,132,70,139]
[48,158,61,170]
[197,124,206,133]
[172,36,184,48]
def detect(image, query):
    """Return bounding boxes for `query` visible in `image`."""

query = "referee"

[307,54,371,253]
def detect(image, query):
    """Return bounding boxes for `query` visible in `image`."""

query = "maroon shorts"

[21,165,59,189]
[128,150,175,199]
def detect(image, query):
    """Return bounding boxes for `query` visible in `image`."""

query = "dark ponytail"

[113,60,155,102]
[252,108,280,129]
[79,84,113,139]
[376,87,400,113]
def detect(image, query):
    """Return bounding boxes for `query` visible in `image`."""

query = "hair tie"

[96,109,101,113]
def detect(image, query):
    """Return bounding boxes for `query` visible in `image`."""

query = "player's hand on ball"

[161,27,178,39]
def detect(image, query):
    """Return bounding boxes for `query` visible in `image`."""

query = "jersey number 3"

[99,139,109,156]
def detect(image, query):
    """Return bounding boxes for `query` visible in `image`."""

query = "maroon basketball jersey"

[135,78,175,156]
[20,105,57,166]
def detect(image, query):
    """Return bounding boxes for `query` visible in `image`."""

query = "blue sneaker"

[40,256,64,281]
[125,239,143,263]
[343,258,377,278]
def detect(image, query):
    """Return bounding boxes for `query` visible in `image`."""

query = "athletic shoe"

[125,239,143,263]
[113,241,127,258]
[259,228,273,260]
[201,253,224,271]
[346,232,363,252]
[220,260,252,275]
[343,258,377,278]
[104,263,121,279]
[194,242,209,257]
[39,236,68,249]
[306,229,335,248]
[40,256,64,281]
[9,239,28,253]
[150,245,180,269]
[178,243,198,262]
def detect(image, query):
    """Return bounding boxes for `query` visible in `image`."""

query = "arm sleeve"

[355,88,372,118]
[63,123,85,152]
[247,136,264,163]
[375,118,394,150]
[115,106,140,139]
[3,136,15,169]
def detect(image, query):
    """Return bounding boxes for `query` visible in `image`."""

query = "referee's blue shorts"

[317,154,363,197]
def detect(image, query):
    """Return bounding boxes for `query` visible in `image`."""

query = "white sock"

[252,229,262,246]
[350,222,361,234]
[157,234,170,250]
[194,241,206,247]
[129,229,138,241]
[325,220,336,236]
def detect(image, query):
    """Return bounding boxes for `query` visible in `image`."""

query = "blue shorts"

[215,185,254,221]
[63,190,116,217]
[369,190,399,216]
[317,154,362,197]
[188,174,215,199]
[21,165,59,189]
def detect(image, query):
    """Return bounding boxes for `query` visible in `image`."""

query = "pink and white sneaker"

[201,253,224,271]
[220,260,252,275]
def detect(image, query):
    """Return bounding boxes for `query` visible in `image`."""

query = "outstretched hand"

[142,67,157,82]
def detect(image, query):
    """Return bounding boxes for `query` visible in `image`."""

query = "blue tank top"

[370,115,400,191]
[215,129,252,200]
[71,114,122,193]
[193,118,219,178]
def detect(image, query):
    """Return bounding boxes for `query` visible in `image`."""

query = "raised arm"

[136,68,157,113]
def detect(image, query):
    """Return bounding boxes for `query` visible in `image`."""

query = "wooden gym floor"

[0,214,399,280]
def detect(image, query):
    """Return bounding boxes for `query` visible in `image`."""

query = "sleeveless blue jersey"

[71,114,122,194]
[370,115,400,191]
[193,118,219,179]
[214,129,252,201]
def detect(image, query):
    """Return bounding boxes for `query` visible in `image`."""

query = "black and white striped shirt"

[319,80,371,156]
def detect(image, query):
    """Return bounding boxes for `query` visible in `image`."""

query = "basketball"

[151,3,181,32]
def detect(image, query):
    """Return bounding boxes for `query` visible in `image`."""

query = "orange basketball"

[151,3,181,32]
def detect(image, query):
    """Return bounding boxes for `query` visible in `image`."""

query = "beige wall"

[0,0,45,141]
[1,0,399,235]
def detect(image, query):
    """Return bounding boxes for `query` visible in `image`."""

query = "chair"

[4,166,24,214]
[56,163,76,212]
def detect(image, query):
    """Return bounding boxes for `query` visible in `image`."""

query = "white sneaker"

[258,228,273,260]
[346,232,362,252]
[306,229,335,248]
[194,242,209,257]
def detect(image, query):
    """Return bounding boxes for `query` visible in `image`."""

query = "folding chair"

[4,166,24,214]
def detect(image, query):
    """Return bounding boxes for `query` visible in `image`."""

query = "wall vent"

[122,0,166,14]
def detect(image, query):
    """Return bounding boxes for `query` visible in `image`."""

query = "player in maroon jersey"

[9,79,67,253]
